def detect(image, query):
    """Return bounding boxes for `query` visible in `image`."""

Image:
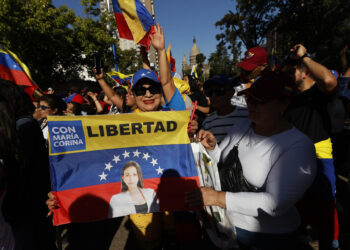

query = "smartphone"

[95,55,102,75]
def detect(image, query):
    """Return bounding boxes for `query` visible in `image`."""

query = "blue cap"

[204,74,232,88]
[131,69,160,88]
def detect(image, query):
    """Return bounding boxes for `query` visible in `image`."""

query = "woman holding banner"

[109,161,159,217]
[187,72,317,249]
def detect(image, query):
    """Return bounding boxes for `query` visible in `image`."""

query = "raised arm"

[150,23,176,102]
[93,67,121,107]
[291,44,337,94]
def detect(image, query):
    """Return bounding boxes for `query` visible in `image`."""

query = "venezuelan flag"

[0,46,35,87]
[166,44,176,73]
[107,71,133,86]
[112,0,155,48]
[47,111,199,225]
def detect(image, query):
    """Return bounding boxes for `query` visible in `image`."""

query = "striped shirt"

[202,107,249,144]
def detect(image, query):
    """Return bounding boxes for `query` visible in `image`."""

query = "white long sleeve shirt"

[208,119,317,234]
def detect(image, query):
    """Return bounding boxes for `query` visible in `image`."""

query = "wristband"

[299,53,311,62]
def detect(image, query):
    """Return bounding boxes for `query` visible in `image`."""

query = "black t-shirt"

[286,84,335,143]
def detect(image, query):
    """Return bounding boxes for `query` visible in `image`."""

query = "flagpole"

[106,0,118,71]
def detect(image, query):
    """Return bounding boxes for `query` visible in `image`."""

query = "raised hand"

[290,44,307,60]
[150,23,165,51]
[93,67,104,80]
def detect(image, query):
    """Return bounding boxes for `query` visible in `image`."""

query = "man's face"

[240,64,266,82]
[208,84,235,110]
[294,67,306,86]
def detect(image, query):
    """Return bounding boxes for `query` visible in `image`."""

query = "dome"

[190,37,200,57]
[182,54,188,65]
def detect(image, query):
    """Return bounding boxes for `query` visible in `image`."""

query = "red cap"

[238,71,296,102]
[63,93,85,104]
[237,47,268,71]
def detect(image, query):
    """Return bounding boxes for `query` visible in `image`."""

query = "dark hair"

[40,94,66,115]
[0,99,21,192]
[121,161,143,192]
[188,76,199,92]
[114,86,129,113]
[0,79,35,119]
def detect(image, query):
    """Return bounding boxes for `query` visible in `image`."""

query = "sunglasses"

[134,85,161,96]
[38,105,51,110]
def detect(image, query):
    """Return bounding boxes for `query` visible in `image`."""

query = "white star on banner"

[150,158,158,166]
[143,152,150,161]
[156,166,164,175]
[105,162,113,171]
[133,149,141,158]
[122,150,130,159]
[99,172,107,181]
[112,155,121,164]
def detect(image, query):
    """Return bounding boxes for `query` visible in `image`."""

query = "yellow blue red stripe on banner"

[47,111,199,225]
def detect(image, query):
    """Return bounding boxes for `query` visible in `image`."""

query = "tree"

[215,0,350,71]
[215,0,277,62]
[195,53,206,81]
[0,0,121,89]
[208,41,236,77]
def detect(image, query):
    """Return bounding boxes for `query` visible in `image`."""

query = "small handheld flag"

[107,71,133,87]
[111,0,155,48]
[191,65,198,79]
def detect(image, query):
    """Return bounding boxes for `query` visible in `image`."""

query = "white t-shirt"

[208,119,317,234]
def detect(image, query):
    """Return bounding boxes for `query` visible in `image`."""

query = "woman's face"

[247,96,285,125]
[39,100,56,118]
[122,166,139,189]
[134,83,162,112]
[65,102,74,114]
[125,88,136,110]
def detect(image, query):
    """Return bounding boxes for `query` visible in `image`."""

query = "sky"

[52,0,237,73]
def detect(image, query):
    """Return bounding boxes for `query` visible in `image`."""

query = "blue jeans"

[236,227,297,250]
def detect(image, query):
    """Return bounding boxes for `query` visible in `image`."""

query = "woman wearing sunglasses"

[187,72,317,249]
[38,94,66,142]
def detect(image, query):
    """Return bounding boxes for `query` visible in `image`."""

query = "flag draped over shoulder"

[111,0,155,48]
[107,71,133,87]
[48,111,199,225]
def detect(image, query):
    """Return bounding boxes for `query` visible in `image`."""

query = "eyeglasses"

[134,85,161,96]
[38,105,51,110]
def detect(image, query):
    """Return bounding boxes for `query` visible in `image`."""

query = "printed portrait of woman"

[109,161,159,218]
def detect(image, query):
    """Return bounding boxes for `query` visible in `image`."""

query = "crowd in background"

[1,24,350,250]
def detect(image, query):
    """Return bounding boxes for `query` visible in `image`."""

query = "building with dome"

[182,37,210,80]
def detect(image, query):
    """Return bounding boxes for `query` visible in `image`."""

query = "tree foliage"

[208,41,236,77]
[0,0,141,89]
[216,0,350,71]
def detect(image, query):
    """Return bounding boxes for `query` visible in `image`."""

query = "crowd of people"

[1,23,350,250]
